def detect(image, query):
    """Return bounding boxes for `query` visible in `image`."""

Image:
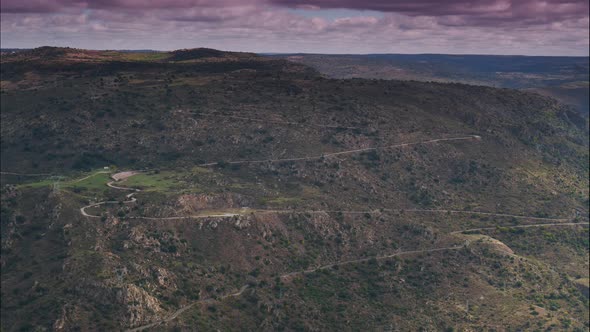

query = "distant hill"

[169,48,256,61]
[1,48,161,53]
[0,48,29,53]
[271,53,590,116]
[0,47,266,66]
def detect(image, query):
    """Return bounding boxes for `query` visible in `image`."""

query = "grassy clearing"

[13,165,340,209]
[12,168,211,194]
[121,167,223,193]
[15,169,112,192]
[16,178,56,189]
[123,171,188,192]
[64,172,112,191]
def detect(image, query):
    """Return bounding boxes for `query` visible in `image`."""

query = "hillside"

[272,53,590,116]
[1,47,589,331]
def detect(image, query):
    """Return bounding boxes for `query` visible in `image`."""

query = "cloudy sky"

[1,0,588,55]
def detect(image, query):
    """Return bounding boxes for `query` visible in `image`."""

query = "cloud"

[0,0,83,13]
[0,0,588,55]
[270,0,589,26]
[0,0,262,13]
[331,16,379,28]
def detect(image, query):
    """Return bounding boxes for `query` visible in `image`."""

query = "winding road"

[390,208,572,222]
[80,171,584,225]
[125,285,250,332]
[197,135,481,167]
[107,165,585,332]
[279,245,466,279]
[79,135,481,219]
[451,222,589,234]
[66,136,586,332]
[0,171,53,176]
[125,216,589,331]
[125,246,466,332]
[79,194,137,218]
[191,111,360,130]
[252,208,575,222]
[4,107,587,330]
[78,171,588,332]
[71,171,110,183]
[79,172,140,217]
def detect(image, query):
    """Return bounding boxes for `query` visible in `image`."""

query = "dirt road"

[451,222,589,234]
[192,111,360,130]
[82,175,584,225]
[253,208,575,222]
[125,285,249,332]
[79,171,141,218]
[79,194,137,218]
[197,135,481,167]
[106,181,141,191]
[91,172,588,331]
[280,245,465,279]
[126,217,588,330]
[0,171,53,176]
[71,171,110,183]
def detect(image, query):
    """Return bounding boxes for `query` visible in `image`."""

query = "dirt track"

[0,171,53,176]
[197,135,481,166]
[81,167,588,332]
[192,111,360,129]
[451,222,589,234]
[125,285,249,332]
[124,218,588,331]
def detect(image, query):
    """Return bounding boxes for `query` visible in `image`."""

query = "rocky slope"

[1,48,588,331]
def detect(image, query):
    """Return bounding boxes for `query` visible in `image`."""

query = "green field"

[123,172,185,192]
[15,170,112,192]
[12,168,207,194]
[65,172,112,191]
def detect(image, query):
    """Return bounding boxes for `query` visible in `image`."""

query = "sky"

[1,0,589,56]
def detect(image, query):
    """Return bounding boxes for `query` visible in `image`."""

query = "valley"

[1,47,589,331]
[19,167,587,331]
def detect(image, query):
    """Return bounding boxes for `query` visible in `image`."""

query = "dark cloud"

[270,0,589,25]
[0,0,82,13]
[0,0,255,13]
[2,0,587,26]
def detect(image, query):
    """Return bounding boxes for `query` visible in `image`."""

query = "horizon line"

[1,46,588,58]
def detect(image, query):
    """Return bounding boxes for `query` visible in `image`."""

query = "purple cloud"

[270,0,589,25]
[0,0,588,55]
[0,0,83,13]
[0,0,260,13]
[2,0,587,27]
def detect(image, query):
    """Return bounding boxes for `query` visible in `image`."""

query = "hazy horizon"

[2,46,589,58]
